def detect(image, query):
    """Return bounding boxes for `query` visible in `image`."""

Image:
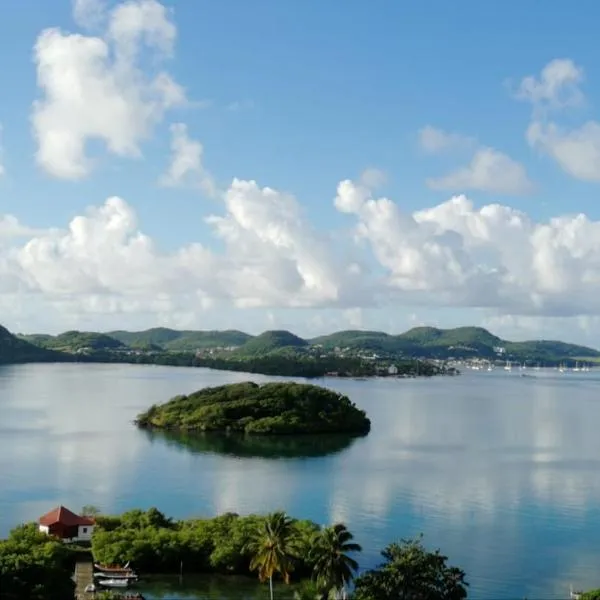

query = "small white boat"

[98,578,130,588]
[95,571,138,580]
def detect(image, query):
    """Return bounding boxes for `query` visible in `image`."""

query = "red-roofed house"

[38,506,95,542]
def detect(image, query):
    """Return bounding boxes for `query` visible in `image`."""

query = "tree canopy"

[0,524,75,600]
[353,537,468,600]
[135,381,371,435]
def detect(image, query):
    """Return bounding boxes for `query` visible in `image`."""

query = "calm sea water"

[1,363,599,599]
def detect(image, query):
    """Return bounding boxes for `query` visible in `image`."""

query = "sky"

[2,0,600,343]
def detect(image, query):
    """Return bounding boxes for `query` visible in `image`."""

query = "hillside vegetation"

[108,327,251,351]
[12,323,600,365]
[311,326,600,360]
[231,330,308,357]
[20,330,125,352]
[135,381,371,435]
[0,326,62,363]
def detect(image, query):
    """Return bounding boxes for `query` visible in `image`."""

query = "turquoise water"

[1,363,600,599]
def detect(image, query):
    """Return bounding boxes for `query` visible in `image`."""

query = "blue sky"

[1,0,600,343]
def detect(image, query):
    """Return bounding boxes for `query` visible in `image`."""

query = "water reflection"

[2,365,600,598]
[141,574,292,600]
[144,429,362,459]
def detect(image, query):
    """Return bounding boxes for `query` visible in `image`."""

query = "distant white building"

[388,364,399,375]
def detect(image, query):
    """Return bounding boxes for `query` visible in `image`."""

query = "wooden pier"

[74,559,94,599]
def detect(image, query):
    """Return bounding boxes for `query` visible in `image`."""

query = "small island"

[135,381,371,435]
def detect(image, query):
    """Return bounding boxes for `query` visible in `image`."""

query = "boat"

[95,571,138,581]
[98,578,131,588]
[94,562,131,573]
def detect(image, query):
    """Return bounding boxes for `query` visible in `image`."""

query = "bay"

[1,363,599,599]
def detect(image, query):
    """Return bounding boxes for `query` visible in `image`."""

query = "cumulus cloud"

[418,126,475,154]
[72,0,106,29]
[159,123,216,195]
[1,173,600,330]
[514,58,584,111]
[32,0,185,179]
[427,147,535,195]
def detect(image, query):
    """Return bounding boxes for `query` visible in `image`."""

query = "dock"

[74,560,94,599]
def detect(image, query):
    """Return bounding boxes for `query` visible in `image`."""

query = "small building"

[388,364,399,375]
[38,506,95,543]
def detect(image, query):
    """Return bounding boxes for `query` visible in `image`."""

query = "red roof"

[39,506,95,527]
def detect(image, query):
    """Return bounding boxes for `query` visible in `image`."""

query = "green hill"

[135,381,371,435]
[20,330,124,353]
[16,323,600,364]
[232,330,308,357]
[311,326,599,360]
[108,328,252,351]
[1,327,62,363]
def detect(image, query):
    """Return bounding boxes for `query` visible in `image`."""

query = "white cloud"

[359,168,387,190]
[418,125,475,154]
[3,174,600,331]
[514,58,584,111]
[527,120,600,182]
[32,0,186,179]
[514,59,600,183]
[159,123,216,195]
[72,0,106,29]
[427,147,534,195]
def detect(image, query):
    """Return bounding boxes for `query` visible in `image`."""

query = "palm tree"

[310,523,362,599]
[245,511,299,600]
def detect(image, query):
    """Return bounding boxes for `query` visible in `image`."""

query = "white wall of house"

[76,524,94,541]
[38,523,94,542]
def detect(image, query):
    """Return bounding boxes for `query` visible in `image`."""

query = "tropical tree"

[310,523,361,599]
[245,511,299,600]
[353,536,468,600]
[293,580,323,599]
[81,504,101,517]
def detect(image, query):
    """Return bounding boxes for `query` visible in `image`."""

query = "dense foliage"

[353,537,468,600]
[20,330,125,352]
[93,509,364,600]
[135,381,371,435]
[231,330,308,357]
[108,327,252,351]
[1,509,471,600]
[581,589,600,600]
[0,524,75,599]
[91,509,319,577]
[0,326,61,364]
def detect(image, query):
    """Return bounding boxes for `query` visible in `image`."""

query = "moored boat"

[98,577,130,588]
[94,561,131,573]
[95,571,138,581]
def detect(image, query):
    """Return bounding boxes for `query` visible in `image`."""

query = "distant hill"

[20,330,125,352]
[311,326,599,360]
[1,326,62,363]
[232,330,308,357]
[108,328,252,351]
[16,324,600,363]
